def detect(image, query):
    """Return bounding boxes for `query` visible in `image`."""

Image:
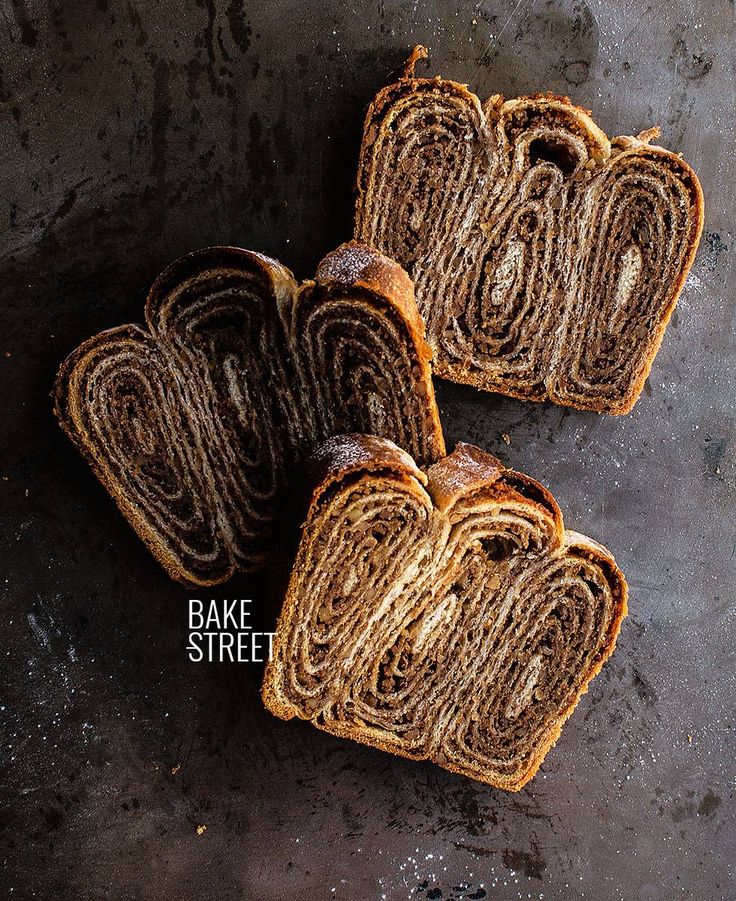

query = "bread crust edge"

[355,47,706,415]
[262,435,627,791]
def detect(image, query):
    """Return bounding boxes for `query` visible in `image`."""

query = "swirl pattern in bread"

[54,244,445,585]
[355,46,704,414]
[263,434,627,791]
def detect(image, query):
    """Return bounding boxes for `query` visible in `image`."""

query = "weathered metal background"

[1,1,733,898]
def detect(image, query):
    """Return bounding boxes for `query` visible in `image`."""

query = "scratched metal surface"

[1,1,734,899]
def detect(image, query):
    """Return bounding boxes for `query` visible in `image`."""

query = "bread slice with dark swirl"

[355,46,704,414]
[263,434,627,791]
[54,244,445,586]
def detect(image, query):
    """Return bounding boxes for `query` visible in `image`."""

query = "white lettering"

[187,632,203,662]
[205,601,219,629]
[219,632,234,662]
[189,600,203,630]
[186,600,272,663]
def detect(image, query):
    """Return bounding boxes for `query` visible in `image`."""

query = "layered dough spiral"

[263,434,627,791]
[355,47,704,414]
[54,244,445,585]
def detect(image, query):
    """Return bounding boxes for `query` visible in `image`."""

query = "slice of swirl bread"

[54,244,445,586]
[263,434,627,791]
[355,46,704,414]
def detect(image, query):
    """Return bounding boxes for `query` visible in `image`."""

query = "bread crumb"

[171,763,181,775]
[687,734,692,743]
[501,432,511,445]
[196,824,207,835]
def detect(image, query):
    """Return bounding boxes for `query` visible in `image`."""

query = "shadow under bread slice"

[263,433,626,791]
[54,243,445,586]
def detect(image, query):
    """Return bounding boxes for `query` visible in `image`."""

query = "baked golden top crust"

[54,244,445,586]
[263,434,627,791]
[355,47,704,414]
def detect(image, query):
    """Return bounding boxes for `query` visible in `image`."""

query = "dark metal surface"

[1,2,734,899]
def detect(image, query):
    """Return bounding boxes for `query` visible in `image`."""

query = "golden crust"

[603,147,705,415]
[356,46,705,415]
[315,241,419,334]
[312,242,442,414]
[262,435,627,791]
[53,244,445,585]
[307,433,426,495]
[53,325,221,586]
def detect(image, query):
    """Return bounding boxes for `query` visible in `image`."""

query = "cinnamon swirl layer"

[263,435,626,791]
[355,47,703,413]
[54,244,445,585]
